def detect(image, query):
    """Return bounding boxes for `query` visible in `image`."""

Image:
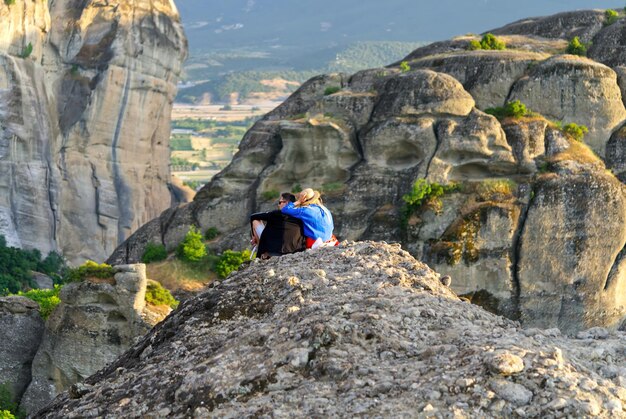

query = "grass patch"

[476,179,516,201]
[146,258,217,293]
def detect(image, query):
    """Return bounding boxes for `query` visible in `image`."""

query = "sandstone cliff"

[109,9,626,333]
[0,0,186,264]
[40,242,626,417]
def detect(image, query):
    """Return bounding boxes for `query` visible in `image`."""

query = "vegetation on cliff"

[0,236,65,296]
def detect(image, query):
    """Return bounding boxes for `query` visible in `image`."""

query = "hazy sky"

[176,0,625,46]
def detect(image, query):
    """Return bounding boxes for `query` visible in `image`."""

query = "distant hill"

[177,41,424,104]
[175,0,622,103]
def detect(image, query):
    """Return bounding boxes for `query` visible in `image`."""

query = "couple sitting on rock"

[250,188,338,259]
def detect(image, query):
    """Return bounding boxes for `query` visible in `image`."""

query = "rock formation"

[108,9,626,333]
[0,296,44,407]
[38,242,626,417]
[19,264,168,414]
[0,0,187,264]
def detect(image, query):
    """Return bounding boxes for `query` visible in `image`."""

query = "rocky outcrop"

[0,296,44,404]
[38,242,626,417]
[0,0,186,263]
[109,9,626,333]
[20,264,167,415]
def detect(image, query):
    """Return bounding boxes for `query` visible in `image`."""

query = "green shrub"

[204,227,220,241]
[401,179,458,225]
[468,40,482,51]
[469,33,505,50]
[291,183,302,193]
[142,243,168,264]
[0,383,22,419]
[145,280,179,309]
[399,61,411,72]
[214,249,251,278]
[485,100,531,119]
[566,36,588,56]
[562,123,589,141]
[323,86,341,95]
[19,43,33,59]
[18,286,61,319]
[261,189,280,201]
[177,226,207,262]
[605,9,619,25]
[3,0,15,6]
[0,236,63,295]
[63,260,115,283]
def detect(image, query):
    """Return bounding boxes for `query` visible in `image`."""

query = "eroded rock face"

[38,242,626,418]
[20,264,166,415]
[0,0,186,263]
[0,296,44,404]
[109,9,626,333]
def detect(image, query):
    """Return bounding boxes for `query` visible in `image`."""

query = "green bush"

[63,260,114,283]
[142,243,168,264]
[605,9,619,25]
[214,249,251,278]
[566,36,588,56]
[291,183,302,193]
[145,281,179,309]
[468,40,482,51]
[204,227,220,241]
[399,61,411,72]
[0,383,22,419]
[401,179,458,225]
[0,236,62,295]
[562,123,589,141]
[177,226,207,262]
[18,286,61,319]
[485,100,531,119]
[3,0,15,6]
[19,43,33,59]
[323,86,341,95]
[469,33,505,50]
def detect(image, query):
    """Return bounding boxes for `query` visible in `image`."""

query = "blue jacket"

[281,202,334,241]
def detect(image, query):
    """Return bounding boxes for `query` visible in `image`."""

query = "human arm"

[280,202,306,217]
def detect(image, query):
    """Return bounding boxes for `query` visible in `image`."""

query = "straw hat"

[296,188,322,207]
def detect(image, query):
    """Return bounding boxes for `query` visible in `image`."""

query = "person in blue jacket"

[281,188,338,248]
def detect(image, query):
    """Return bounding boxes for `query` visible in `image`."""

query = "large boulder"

[509,55,626,157]
[37,242,626,418]
[20,264,166,415]
[0,296,44,404]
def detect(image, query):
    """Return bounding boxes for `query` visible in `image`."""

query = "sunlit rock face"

[0,0,187,263]
[110,10,626,333]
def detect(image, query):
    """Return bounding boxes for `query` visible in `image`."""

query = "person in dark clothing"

[250,192,307,259]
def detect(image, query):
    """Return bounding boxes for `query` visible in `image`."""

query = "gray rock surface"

[0,296,44,403]
[20,264,166,415]
[0,0,187,264]
[38,242,626,418]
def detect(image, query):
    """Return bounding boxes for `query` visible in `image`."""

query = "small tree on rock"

[177,226,207,262]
